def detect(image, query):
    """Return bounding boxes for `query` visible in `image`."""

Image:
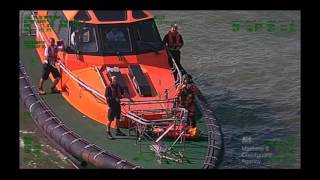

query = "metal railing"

[125,107,188,126]
[59,63,107,102]
[167,50,183,87]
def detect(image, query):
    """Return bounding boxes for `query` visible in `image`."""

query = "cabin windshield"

[100,25,133,54]
[68,19,163,55]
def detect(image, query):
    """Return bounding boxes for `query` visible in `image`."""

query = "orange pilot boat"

[35,10,179,128]
[19,10,223,168]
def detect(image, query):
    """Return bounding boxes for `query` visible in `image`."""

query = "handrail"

[59,63,107,102]
[121,99,175,106]
[125,107,188,126]
[125,114,172,126]
[167,50,183,86]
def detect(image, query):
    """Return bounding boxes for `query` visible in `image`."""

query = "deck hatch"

[128,64,152,97]
[106,67,130,96]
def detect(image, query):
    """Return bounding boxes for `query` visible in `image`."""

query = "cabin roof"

[61,10,154,24]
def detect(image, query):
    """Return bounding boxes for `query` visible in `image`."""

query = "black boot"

[51,86,60,94]
[106,131,114,140]
[116,129,126,136]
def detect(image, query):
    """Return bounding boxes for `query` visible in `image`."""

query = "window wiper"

[138,41,160,55]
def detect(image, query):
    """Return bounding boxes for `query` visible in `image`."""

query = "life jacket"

[167,31,181,48]
[47,46,58,58]
[179,84,194,107]
[47,46,58,66]
[107,84,122,100]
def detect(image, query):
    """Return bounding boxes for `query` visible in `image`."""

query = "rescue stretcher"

[121,99,189,164]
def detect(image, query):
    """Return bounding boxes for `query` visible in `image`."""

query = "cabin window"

[132,10,147,19]
[133,20,163,52]
[74,11,91,21]
[70,23,98,53]
[100,25,132,53]
[93,11,127,21]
